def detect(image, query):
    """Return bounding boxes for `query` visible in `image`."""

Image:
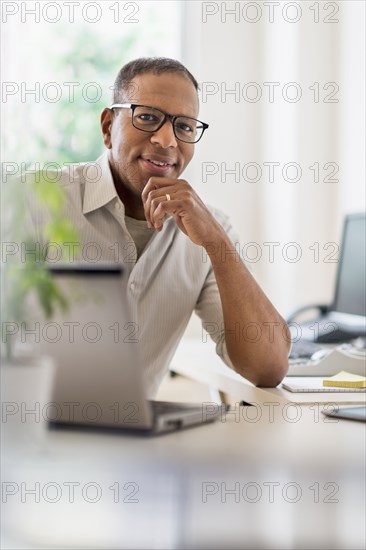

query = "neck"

[109,162,146,220]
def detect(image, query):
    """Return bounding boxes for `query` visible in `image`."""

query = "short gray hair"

[112,57,199,103]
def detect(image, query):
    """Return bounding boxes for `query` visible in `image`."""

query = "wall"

[180,1,365,338]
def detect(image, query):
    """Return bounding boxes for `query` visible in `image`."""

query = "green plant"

[1,173,79,361]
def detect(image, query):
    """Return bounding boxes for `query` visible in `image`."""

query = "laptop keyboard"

[315,327,362,343]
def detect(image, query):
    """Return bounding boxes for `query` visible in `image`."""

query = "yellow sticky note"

[323,371,366,388]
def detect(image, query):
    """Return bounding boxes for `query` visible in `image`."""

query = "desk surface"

[2,397,365,549]
[170,338,366,405]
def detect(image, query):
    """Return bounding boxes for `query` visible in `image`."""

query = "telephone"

[286,304,363,343]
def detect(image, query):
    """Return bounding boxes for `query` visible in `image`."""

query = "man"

[24,57,290,396]
[98,57,290,393]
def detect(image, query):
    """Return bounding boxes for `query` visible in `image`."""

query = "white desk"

[170,338,366,406]
[1,396,365,549]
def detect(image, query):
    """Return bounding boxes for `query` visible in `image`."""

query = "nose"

[150,119,178,149]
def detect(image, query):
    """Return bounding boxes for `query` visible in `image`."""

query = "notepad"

[281,377,366,393]
[323,371,366,389]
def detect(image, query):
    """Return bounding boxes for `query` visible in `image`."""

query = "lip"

[139,156,176,175]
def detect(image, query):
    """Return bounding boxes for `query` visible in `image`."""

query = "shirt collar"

[82,152,119,214]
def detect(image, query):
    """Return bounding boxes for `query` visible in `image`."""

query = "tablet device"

[321,405,366,422]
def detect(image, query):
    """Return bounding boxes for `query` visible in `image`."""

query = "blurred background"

[2,0,365,332]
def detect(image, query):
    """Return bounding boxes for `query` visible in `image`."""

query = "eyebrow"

[140,104,199,119]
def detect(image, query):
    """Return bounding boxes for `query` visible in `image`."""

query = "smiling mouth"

[144,158,175,167]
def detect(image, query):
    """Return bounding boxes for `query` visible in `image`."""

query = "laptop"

[38,264,222,434]
[289,212,366,346]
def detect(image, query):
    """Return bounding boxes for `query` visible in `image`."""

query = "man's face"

[101,72,199,197]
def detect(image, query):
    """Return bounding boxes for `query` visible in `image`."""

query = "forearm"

[204,229,291,387]
[141,177,290,385]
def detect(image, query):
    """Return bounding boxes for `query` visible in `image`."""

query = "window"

[2,1,182,165]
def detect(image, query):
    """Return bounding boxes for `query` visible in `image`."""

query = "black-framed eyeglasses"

[110,103,209,144]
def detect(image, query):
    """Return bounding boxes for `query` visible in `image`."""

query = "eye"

[179,124,193,132]
[176,122,195,133]
[137,113,159,122]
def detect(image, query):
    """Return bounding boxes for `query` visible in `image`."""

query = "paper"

[281,377,366,393]
[323,371,366,388]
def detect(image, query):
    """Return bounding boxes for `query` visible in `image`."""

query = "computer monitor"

[316,212,366,340]
[332,212,366,319]
[287,212,366,345]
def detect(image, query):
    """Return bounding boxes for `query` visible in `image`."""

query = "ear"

[101,108,113,149]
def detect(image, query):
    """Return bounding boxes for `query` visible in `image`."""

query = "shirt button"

[115,202,121,210]
[130,282,135,291]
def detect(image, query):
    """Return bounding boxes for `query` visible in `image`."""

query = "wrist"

[202,230,238,263]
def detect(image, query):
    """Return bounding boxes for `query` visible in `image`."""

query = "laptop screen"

[332,213,366,317]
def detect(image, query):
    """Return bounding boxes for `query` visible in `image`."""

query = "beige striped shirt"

[23,152,243,397]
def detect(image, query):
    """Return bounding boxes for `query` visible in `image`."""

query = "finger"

[149,193,174,229]
[142,179,175,227]
[145,185,182,227]
[151,198,183,230]
[141,177,175,203]
[143,189,154,227]
[143,188,169,228]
